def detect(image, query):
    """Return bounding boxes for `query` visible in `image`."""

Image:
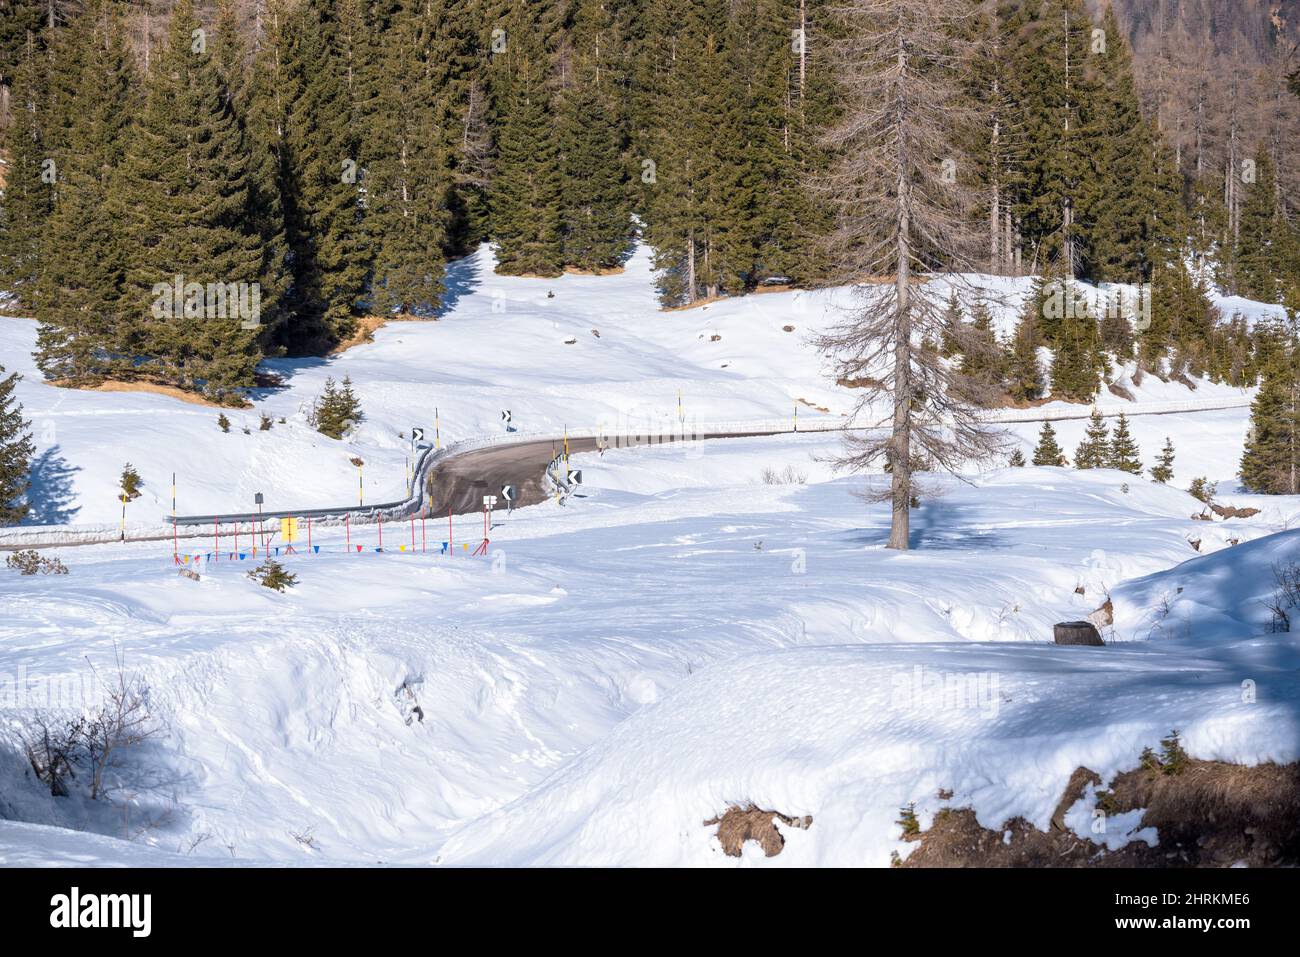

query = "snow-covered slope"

[2,431,1294,866]
[0,243,1266,527]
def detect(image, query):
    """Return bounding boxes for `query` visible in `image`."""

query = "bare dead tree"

[82,647,161,802]
[813,0,1006,550]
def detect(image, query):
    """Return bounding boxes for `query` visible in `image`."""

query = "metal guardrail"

[0,395,1254,546]
[168,417,846,527]
[167,395,1252,527]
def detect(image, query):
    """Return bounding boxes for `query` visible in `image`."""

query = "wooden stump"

[1054,621,1104,646]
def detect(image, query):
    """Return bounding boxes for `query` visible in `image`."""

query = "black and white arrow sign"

[567,470,583,486]
[412,427,425,442]
[501,484,516,502]
[501,410,512,423]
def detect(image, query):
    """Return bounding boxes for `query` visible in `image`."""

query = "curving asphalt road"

[1,397,1254,550]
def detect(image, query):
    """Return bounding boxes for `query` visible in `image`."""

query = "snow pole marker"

[172,473,179,563]
[435,407,441,450]
[448,507,453,555]
[378,513,383,552]
[410,516,415,553]
[422,516,426,553]
[345,513,351,553]
[213,517,218,561]
[307,517,312,554]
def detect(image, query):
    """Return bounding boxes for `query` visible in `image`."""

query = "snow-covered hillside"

[2,430,1297,865]
[2,245,1296,868]
[0,243,1268,527]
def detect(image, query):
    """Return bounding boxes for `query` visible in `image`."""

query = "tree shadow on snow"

[434,250,484,317]
[840,497,1008,551]
[23,446,80,525]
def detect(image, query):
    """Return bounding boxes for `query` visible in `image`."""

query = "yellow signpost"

[280,516,298,544]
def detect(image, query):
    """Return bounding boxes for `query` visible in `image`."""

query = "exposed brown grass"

[705,804,813,858]
[49,378,240,408]
[328,313,430,355]
[563,264,626,276]
[901,759,1300,867]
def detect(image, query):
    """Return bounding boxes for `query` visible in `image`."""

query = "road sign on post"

[567,469,583,486]
[412,427,425,442]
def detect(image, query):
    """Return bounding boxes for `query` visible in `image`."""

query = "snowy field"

[2,429,1298,866]
[1,245,1297,867]
[0,243,1267,528]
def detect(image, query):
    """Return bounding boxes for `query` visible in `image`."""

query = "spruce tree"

[556,0,631,272]
[1236,150,1294,304]
[0,365,35,525]
[1150,437,1175,484]
[1009,315,1045,403]
[955,300,1009,405]
[1240,354,1300,494]
[1049,306,1104,403]
[490,0,564,277]
[1031,421,1067,466]
[1106,412,1142,473]
[642,0,732,304]
[0,35,52,299]
[1073,408,1109,469]
[114,0,264,396]
[367,0,450,315]
[221,0,290,344]
[1085,5,1179,284]
[32,1,137,383]
[277,0,369,348]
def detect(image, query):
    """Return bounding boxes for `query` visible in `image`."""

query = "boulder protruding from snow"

[1053,621,1104,646]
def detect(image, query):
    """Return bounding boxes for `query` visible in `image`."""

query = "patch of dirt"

[49,378,241,408]
[663,294,728,312]
[1210,503,1261,519]
[563,264,626,276]
[328,313,425,355]
[705,804,813,858]
[836,375,884,390]
[900,760,1300,867]
[797,397,830,413]
[1106,381,1136,402]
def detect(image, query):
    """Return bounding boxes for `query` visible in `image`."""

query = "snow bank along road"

[0,394,1255,550]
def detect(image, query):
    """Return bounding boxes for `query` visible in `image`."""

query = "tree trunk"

[888,36,911,552]
[686,231,696,304]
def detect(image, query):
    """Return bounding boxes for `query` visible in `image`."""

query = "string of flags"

[175,511,487,566]
[178,539,483,565]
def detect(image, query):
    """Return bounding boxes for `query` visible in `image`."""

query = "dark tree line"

[0,0,1297,407]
